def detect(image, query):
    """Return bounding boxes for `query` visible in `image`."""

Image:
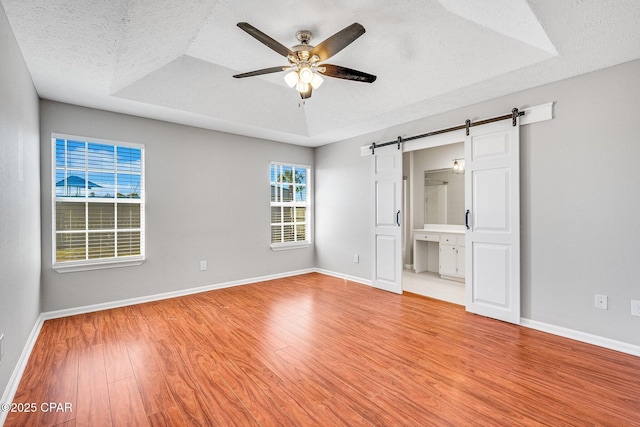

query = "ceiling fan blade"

[233,66,289,78]
[237,22,293,58]
[319,64,377,83]
[310,23,366,61]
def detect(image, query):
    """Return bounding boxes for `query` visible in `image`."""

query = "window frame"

[51,133,145,273]
[270,162,311,251]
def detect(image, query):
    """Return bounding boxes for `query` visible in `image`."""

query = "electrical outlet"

[199,260,207,271]
[0,334,4,362]
[595,294,608,310]
[631,300,640,317]
[353,254,359,263]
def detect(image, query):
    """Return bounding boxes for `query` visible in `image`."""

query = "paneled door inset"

[372,145,402,294]
[465,119,520,323]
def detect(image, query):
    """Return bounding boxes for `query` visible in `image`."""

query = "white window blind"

[270,163,310,249]
[53,135,145,270]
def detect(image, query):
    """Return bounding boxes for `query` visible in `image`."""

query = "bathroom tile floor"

[402,269,465,305]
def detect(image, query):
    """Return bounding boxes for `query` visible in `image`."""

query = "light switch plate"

[0,334,4,361]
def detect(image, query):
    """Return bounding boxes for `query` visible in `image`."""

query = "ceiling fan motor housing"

[289,30,314,63]
[296,30,313,44]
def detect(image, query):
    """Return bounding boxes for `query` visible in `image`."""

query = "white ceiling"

[2,0,640,147]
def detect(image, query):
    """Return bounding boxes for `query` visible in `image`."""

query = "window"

[270,163,310,249]
[53,135,144,271]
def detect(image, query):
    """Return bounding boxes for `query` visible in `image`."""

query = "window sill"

[53,257,145,273]
[271,242,311,251]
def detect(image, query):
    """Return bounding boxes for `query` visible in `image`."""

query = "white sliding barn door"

[372,145,403,294]
[465,119,520,324]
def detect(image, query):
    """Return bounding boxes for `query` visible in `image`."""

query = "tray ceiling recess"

[2,0,640,146]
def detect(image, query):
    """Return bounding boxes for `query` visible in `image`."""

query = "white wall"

[40,101,315,312]
[0,2,41,401]
[315,59,640,346]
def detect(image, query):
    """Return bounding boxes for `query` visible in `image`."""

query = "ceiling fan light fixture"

[298,66,314,84]
[310,73,324,89]
[284,70,299,88]
[295,81,310,93]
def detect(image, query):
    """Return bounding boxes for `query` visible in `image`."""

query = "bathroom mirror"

[424,168,464,225]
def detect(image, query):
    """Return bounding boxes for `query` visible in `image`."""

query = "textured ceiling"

[2,0,640,147]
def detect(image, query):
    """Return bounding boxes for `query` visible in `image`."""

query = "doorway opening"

[371,106,529,322]
[402,143,465,305]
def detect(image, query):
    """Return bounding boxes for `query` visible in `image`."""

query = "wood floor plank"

[218,358,298,426]
[4,385,47,427]
[6,273,640,426]
[104,339,134,384]
[149,338,218,426]
[108,376,149,427]
[126,339,176,417]
[313,395,372,427]
[179,342,260,426]
[15,323,58,391]
[75,344,112,427]
[146,405,186,427]
[74,312,105,348]
[40,342,78,427]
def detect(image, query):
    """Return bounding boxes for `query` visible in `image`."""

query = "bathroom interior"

[402,142,466,305]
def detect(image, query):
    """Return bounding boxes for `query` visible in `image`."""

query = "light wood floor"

[6,273,640,426]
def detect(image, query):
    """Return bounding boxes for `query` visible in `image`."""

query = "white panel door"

[372,145,402,294]
[465,119,520,323]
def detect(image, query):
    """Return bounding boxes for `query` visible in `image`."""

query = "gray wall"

[316,59,640,346]
[315,137,372,280]
[0,3,41,399]
[40,101,314,312]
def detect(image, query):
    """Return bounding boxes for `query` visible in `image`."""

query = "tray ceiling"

[2,0,640,146]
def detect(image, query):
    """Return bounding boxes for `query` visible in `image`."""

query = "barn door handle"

[396,210,401,226]
[465,210,470,230]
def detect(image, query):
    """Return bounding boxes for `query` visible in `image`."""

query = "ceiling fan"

[233,22,377,99]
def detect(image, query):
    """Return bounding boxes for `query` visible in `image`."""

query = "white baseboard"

[520,318,640,357]
[314,268,372,287]
[0,315,45,427]
[41,268,316,320]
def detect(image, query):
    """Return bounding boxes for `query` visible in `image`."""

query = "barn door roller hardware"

[369,107,524,154]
